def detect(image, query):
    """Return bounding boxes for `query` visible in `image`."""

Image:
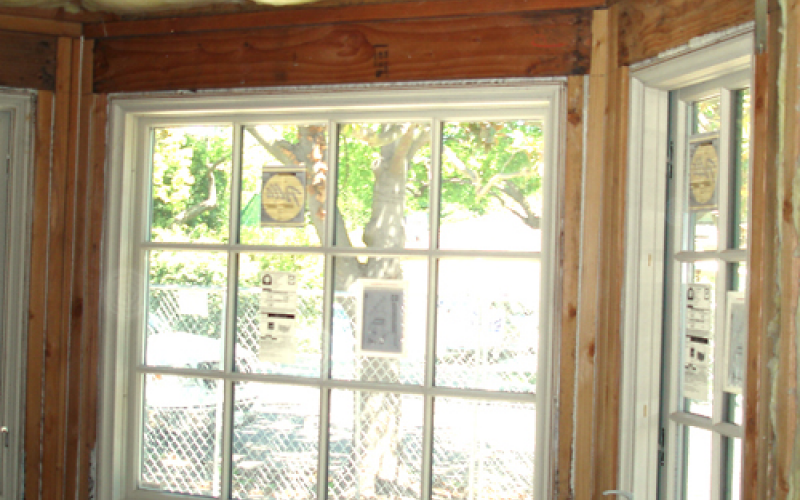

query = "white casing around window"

[98,81,564,500]
[620,27,753,500]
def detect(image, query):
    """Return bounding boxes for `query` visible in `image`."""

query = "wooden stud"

[78,92,107,500]
[574,9,609,500]
[555,74,584,500]
[40,36,74,500]
[744,6,793,500]
[25,89,54,500]
[83,0,604,39]
[93,11,592,93]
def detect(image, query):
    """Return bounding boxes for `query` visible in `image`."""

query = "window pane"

[336,122,431,249]
[685,137,720,252]
[240,124,325,246]
[436,259,539,393]
[682,426,712,500]
[236,253,324,377]
[439,120,544,252]
[732,89,750,249]
[725,262,746,425]
[433,398,535,499]
[232,383,320,500]
[329,390,423,499]
[723,437,742,500]
[331,256,428,385]
[150,126,232,244]
[693,96,721,134]
[146,250,228,369]
[681,261,716,416]
[141,375,223,497]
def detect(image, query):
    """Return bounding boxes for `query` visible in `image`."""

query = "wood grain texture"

[93,11,592,92]
[744,8,781,500]
[617,0,754,66]
[25,89,54,500]
[40,37,74,500]
[0,30,57,90]
[574,9,608,500]
[83,0,603,39]
[78,93,107,500]
[776,1,799,496]
[0,13,81,36]
[555,74,584,500]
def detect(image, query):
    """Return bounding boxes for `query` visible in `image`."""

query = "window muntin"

[109,87,558,500]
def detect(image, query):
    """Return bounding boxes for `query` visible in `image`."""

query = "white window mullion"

[218,122,244,499]
[421,117,443,499]
[317,118,338,499]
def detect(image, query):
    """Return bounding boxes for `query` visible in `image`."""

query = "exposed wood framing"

[617,0,754,66]
[0,30,57,90]
[554,74,584,500]
[573,8,626,499]
[573,9,608,499]
[23,36,106,500]
[0,13,81,36]
[83,0,604,39]
[93,10,591,93]
[745,3,800,500]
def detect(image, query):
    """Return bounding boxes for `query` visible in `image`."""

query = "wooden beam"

[617,0,754,66]
[0,13,81,37]
[83,0,603,39]
[555,74,584,500]
[0,30,57,91]
[40,37,75,500]
[25,89,54,500]
[574,9,608,500]
[93,11,591,93]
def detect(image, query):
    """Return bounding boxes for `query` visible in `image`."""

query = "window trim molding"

[620,28,754,500]
[0,90,35,500]
[98,82,564,500]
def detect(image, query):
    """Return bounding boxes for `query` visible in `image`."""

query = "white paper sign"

[355,280,407,358]
[723,293,747,394]
[686,283,713,335]
[259,271,298,364]
[684,337,712,402]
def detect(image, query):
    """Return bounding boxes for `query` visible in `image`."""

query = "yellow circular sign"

[262,173,304,223]
[689,143,718,206]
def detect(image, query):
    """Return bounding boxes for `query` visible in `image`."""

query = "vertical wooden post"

[555,74,585,500]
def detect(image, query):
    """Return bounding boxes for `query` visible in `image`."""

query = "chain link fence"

[142,285,536,499]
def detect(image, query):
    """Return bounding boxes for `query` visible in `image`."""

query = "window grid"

[666,81,748,500]
[125,91,554,500]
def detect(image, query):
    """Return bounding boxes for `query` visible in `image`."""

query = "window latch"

[603,490,633,500]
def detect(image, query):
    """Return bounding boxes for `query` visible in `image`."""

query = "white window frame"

[619,28,753,500]
[98,82,564,500]
[0,90,35,500]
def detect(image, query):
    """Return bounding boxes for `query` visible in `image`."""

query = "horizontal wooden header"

[0,13,82,37]
[94,10,591,93]
[84,0,603,38]
[618,0,754,65]
[0,30,57,90]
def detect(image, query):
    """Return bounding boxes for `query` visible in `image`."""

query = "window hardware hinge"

[666,140,674,179]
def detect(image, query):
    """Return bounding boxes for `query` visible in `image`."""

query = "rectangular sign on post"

[354,279,407,358]
[259,271,299,363]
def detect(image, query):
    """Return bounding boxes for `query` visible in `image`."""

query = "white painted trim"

[0,90,35,500]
